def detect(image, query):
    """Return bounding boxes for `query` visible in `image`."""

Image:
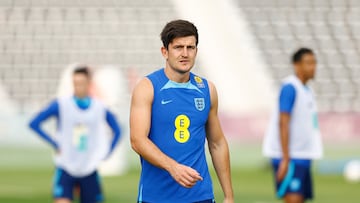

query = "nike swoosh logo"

[161,100,173,105]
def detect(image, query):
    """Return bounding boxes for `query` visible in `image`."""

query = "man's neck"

[73,95,91,109]
[164,66,190,83]
[74,95,89,99]
[295,73,308,85]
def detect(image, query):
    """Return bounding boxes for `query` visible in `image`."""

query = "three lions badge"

[194,98,205,111]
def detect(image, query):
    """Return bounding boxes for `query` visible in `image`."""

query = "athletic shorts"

[139,199,215,203]
[272,159,313,200]
[53,168,103,203]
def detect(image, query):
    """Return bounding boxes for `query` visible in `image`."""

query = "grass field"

[0,145,359,203]
[1,166,359,203]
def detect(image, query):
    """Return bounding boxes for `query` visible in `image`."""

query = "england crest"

[194,98,205,111]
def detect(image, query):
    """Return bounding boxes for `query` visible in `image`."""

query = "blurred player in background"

[29,66,121,203]
[263,48,323,203]
[130,20,234,203]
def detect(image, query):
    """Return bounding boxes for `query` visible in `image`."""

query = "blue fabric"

[53,168,103,203]
[276,161,295,198]
[29,97,121,154]
[272,158,311,168]
[73,96,91,109]
[29,100,59,149]
[194,199,216,203]
[53,168,63,197]
[279,84,296,114]
[272,161,313,200]
[138,68,214,203]
[105,110,121,155]
[139,199,215,203]
[160,80,203,93]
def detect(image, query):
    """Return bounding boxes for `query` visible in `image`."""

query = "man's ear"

[161,46,168,59]
[294,62,301,74]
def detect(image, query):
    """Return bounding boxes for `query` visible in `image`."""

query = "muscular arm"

[277,112,291,181]
[130,78,202,188]
[279,113,291,161]
[29,100,59,150]
[206,81,234,202]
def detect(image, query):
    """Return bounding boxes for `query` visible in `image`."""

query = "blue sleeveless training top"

[138,68,214,203]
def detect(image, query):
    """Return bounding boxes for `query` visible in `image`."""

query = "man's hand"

[277,159,289,181]
[55,149,61,155]
[168,163,203,188]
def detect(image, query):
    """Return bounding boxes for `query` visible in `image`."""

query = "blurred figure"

[263,48,323,203]
[130,20,233,203]
[29,66,121,203]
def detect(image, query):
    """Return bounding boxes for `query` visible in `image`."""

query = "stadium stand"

[0,0,359,113]
[235,0,360,112]
[0,0,176,113]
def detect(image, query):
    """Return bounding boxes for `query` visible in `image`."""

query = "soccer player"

[263,48,323,203]
[130,20,234,203]
[29,66,121,203]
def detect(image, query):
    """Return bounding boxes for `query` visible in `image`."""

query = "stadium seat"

[288,10,307,25]
[8,8,26,23]
[246,8,269,25]
[1,0,359,113]
[348,0,360,7]
[346,8,360,24]
[313,0,332,8]
[312,23,332,39]
[349,24,360,40]
[317,37,337,51]
[275,0,295,8]
[327,9,345,25]
[235,0,359,112]
[292,23,312,39]
[336,38,357,53]
[27,8,45,23]
[273,24,292,38]
[308,10,328,25]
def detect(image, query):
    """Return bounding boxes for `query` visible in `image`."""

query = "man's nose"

[181,47,188,57]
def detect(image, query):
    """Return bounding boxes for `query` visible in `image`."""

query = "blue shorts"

[194,200,215,203]
[272,159,313,200]
[138,199,215,203]
[53,168,103,203]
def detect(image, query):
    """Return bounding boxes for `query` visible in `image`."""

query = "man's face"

[73,73,90,98]
[161,36,197,74]
[297,53,317,80]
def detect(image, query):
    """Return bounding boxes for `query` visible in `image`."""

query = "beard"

[167,60,194,75]
[173,67,190,74]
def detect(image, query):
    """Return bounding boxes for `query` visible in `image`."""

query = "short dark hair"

[73,66,91,78]
[292,48,314,64]
[160,19,198,49]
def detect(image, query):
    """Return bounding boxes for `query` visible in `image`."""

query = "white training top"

[263,75,323,160]
[55,97,109,177]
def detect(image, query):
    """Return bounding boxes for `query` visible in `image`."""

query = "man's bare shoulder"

[131,77,154,103]
[206,80,218,104]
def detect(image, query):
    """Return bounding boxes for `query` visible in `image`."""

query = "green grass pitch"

[0,166,359,202]
[0,146,359,202]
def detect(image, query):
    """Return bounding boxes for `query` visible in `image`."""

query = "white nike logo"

[161,100,173,105]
